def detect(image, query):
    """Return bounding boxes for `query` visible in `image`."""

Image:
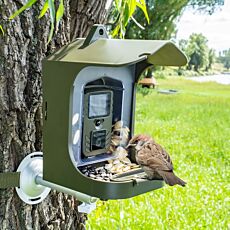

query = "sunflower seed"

[130,164,140,169]
[122,166,131,172]
[113,159,120,165]
[105,163,113,170]
[121,157,131,164]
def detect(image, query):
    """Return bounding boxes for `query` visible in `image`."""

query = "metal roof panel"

[46,38,187,66]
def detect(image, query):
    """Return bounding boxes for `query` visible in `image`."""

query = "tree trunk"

[0,0,108,229]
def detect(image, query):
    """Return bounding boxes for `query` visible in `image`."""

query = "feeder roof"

[46,38,187,66]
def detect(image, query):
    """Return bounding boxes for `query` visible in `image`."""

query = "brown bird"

[127,134,186,186]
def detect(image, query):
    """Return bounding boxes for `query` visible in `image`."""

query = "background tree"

[124,0,223,40]
[0,0,110,229]
[219,49,230,70]
[179,39,189,53]
[125,0,186,40]
[185,33,209,71]
[179,34,216,72]
[207,48,216,70]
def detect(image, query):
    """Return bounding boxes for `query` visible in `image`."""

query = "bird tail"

[158,170,186,187]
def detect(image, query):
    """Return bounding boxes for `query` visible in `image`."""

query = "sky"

[176,0,230,53]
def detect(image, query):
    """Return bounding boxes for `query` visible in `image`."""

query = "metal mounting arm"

[15,152,98,213]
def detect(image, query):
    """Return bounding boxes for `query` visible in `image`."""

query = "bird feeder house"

[42,25,187,200]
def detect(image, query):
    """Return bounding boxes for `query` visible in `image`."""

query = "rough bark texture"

[0,0,108,229]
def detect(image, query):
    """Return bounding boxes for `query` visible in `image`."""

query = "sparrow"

[127,134,186,186]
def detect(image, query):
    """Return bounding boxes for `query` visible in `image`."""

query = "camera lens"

[96,139,101,146]
[91,130,106,150]
[95,119,101,126]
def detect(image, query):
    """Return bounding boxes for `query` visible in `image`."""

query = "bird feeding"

[79,128,186,186]
[127,135,186,187]
[79,120,142,182]
[41,24,187,200]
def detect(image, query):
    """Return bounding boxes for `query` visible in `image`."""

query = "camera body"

[82,89,113,157]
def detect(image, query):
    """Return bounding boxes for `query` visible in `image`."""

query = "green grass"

[86,78,230,230]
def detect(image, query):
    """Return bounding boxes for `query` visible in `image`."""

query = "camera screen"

[88,92,111,118]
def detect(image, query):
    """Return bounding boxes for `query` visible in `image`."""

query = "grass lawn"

[86,77,230,230]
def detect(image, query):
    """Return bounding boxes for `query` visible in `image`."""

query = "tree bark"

[0,0,109,229]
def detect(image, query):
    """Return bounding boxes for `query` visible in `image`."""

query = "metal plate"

[16,152,51,205]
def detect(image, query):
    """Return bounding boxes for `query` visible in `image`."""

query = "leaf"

[111,24,120,38]
[111,0,149,38]
[38,0,49,19]
[0,25,4,35]
[136,0,150,24]
[56,0,64,28]
[48,23,54,43]
[128,0,136,18]
[9,0,37,19]
[47,0,55,43]
[48,0,55,24]
[115,0,122,9]
[123,3,130,26]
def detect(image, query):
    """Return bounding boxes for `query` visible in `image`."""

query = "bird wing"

[136,141,173,171]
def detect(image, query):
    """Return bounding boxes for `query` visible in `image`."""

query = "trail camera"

[42,25,187,200]
[82,89,113,156]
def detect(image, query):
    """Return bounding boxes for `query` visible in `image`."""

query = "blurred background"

[87,1,230,229]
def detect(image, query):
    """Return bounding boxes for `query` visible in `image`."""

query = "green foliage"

[136,84,151,96]
[38,0,49,18]
[186,33,209,71]
[179,39,188,53]
[219,49,230,70]
[189,0,224,14]
[124,0,223,40]
[126,0,187,40]
[0,25,4,35]
[111,0,149,38]
[56,0,64,28]
[224,61,230,70]
[207,48,216,70]
[6,0,147,41]
[180,33,216,72]
[87,77,230,229]
[47,0,55,42]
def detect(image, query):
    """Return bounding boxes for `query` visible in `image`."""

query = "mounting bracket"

[15,152,51,205]
[15,152,98,213]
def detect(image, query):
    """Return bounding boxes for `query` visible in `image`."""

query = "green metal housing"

[42,25,187,200]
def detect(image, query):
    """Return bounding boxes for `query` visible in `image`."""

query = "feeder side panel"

[42,61,85,186]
